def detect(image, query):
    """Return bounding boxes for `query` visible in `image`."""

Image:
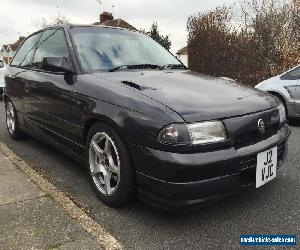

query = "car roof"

[32,24,140,36]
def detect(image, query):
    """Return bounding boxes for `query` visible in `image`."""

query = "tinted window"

[32,29,69,69]
[0,61,4,68]
[70,27,180,71]
[10,33,41,67]
[281,66,300,80]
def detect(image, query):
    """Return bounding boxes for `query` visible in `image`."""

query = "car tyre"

[5,99,24,140]
[86,122,136,207]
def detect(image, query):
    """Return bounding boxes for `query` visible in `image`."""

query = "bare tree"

[187,0,300,85]
[36,6,70,29]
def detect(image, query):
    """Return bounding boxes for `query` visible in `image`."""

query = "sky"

[0,0,236,53]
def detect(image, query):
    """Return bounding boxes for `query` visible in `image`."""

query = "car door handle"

[25,82,30,93]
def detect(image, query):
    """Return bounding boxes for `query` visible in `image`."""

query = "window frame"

[31,28,71,74]
[10,31,42,69]
[280,65,300,80]
[10,26,80,75]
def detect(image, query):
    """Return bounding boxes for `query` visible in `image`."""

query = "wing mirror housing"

[42,57,74,74]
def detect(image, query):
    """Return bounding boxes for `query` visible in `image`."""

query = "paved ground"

[0,149,102,250]
[0,101,299,249]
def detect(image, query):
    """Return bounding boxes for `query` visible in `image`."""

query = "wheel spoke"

[104,139,111,154]
[91,140,104,156]
[90,162,101,176]
[8,119,13,129]
[89,132,120,197]
[103,171,112,195]
[107,155,119,174]
[9,104,13,115]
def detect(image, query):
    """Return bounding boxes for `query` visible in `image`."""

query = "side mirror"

[42,57,74,74]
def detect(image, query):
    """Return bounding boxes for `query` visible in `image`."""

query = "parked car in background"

[0,59,6,96]
[256,65,300,119]
[4,25,290,209]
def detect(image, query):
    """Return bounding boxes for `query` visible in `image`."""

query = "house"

[0,36,25,64]
[176,46,188,67]
[93,11,137,31]
[0,45,13,64]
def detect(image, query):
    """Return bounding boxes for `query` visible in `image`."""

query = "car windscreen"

[69,27,180,72]
[0,61,4,68]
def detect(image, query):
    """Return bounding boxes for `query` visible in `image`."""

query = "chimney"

[100,11,113,23]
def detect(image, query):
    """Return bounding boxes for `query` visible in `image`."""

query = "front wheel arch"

[83,117,126,146]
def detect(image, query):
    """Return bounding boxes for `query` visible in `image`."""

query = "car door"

[294,78,300,115]
[5,33,41,116]
[24,28,77,144]
[281,66,300,115]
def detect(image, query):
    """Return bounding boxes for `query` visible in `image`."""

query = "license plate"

[256,147,277,188]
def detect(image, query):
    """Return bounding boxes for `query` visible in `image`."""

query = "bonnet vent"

[121,81,156,91]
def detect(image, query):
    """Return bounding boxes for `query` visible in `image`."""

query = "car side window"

[281,66,300,80]
[32,29,70,70]
[10,33,41,67]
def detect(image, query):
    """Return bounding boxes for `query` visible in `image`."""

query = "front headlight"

[158,121,227,145]
[278,103,286,124]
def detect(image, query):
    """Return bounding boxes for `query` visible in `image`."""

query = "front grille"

[223,108,280,149]
[235,129,278,149]
[240,156,256,171]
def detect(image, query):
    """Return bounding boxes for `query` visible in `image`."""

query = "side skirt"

[18,112,87,168]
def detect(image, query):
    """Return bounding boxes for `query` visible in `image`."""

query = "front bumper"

[129,124,290,209]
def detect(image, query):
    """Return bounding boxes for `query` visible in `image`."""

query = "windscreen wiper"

[109,64,161,72]
[160,64,187,70]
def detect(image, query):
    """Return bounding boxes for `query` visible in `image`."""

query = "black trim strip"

[18,112,85,149]
[31,105,83,128]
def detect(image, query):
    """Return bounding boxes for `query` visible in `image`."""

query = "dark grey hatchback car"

[4,25,290,209]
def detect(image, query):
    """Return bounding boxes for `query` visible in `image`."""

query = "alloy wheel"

[6,102,16,135]
[89,132,121,196]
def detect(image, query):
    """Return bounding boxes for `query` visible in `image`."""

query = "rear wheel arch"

[3,94,8,103]
[3,94,11,106]
[4,97,24,139]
